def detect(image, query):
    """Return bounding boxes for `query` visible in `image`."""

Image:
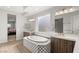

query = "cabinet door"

[51,37,75,53]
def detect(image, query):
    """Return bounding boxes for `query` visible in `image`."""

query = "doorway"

[55,18,63,33]
[7,14,16,42]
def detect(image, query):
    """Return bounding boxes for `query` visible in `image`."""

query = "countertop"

[35,32,79,41]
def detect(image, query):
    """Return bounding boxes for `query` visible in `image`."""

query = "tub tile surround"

[35,32,79,53]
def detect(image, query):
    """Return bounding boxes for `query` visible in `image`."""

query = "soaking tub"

[23,35,51,53]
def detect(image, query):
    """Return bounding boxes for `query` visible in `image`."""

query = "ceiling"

[0,6,78,17]
[0,6,23,13]
[23,6,53,16]
[0,6,53,16]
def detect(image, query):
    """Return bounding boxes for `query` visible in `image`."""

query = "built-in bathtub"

[23,35,51,53]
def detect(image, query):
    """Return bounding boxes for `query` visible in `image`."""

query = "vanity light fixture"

[59,11,64,14]
[56,12,59,15]
[64,9,68,13]
[69,8,76,12]
[69,8,73,11]
[55,8,77,16]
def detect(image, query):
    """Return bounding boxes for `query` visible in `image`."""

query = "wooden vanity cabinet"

[51,37,75,53]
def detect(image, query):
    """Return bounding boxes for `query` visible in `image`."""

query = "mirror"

[55,18,63,33]
[7,14,16,42]
[55,6,79,35]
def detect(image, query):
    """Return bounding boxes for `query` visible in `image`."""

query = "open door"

[7,14,16,42]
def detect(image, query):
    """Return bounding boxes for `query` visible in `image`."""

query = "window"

[37,14,51,32]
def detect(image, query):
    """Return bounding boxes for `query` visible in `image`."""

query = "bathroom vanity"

[51,37,75,53]
[51,33,79,53]
[34,32,79,53]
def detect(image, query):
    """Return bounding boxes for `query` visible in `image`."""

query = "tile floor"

[0,38,31,53]
[8,35,16,42]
